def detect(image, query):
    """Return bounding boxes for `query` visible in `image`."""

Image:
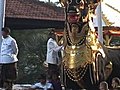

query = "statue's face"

[60,0,100,23]
[59,0,100,45]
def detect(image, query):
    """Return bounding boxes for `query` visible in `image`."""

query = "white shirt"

[0,35,18,64]
[46,38,62,64]
[31,82,53,90]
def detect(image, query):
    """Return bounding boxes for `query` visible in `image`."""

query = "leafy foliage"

[11,29,49,83]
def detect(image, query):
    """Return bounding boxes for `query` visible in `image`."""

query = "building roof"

[6,0,65,21]
[5,0,120,30]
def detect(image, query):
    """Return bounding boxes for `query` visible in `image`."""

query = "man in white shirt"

[0,27,18,90]
[30,74,54,90]
[46,30,63,80]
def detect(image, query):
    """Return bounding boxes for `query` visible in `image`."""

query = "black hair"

[112,77,120,85]
[100,81,109,89]
[47,29,56,40]
[2,27,11,33]
[38,74,46,80]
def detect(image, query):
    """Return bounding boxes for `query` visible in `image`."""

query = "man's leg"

[3,80,13,90]
[48,63,59,80]
[0,65,5,88]
[3,63,17,90]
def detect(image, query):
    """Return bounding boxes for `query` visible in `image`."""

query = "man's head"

[2,27,11,38]
[112,77,120,89]
[38,74,46,85]
[99,81,109,90]
[48,29,56,40]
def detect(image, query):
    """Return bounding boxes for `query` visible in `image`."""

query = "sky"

[95,0,120,27]
[104,0,120,10]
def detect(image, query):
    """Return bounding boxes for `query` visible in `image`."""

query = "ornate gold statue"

[59,0,112,89]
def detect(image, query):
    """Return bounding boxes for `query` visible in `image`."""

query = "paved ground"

[0,84,66,90]
[12,84,31,90]
[0,84,31,90]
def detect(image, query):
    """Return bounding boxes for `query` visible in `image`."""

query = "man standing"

[46,30,63,79]
[0,27,18,90]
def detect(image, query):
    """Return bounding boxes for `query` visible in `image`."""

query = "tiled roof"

[6,0,65,21]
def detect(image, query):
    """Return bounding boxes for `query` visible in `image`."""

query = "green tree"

[11,29,49,83]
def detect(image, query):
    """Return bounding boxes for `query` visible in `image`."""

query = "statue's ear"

[59,0,71,7]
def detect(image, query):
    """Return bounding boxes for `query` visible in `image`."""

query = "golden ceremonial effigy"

[59,0,113,89]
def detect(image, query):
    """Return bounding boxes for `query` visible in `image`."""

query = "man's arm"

[11,40,18,55]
